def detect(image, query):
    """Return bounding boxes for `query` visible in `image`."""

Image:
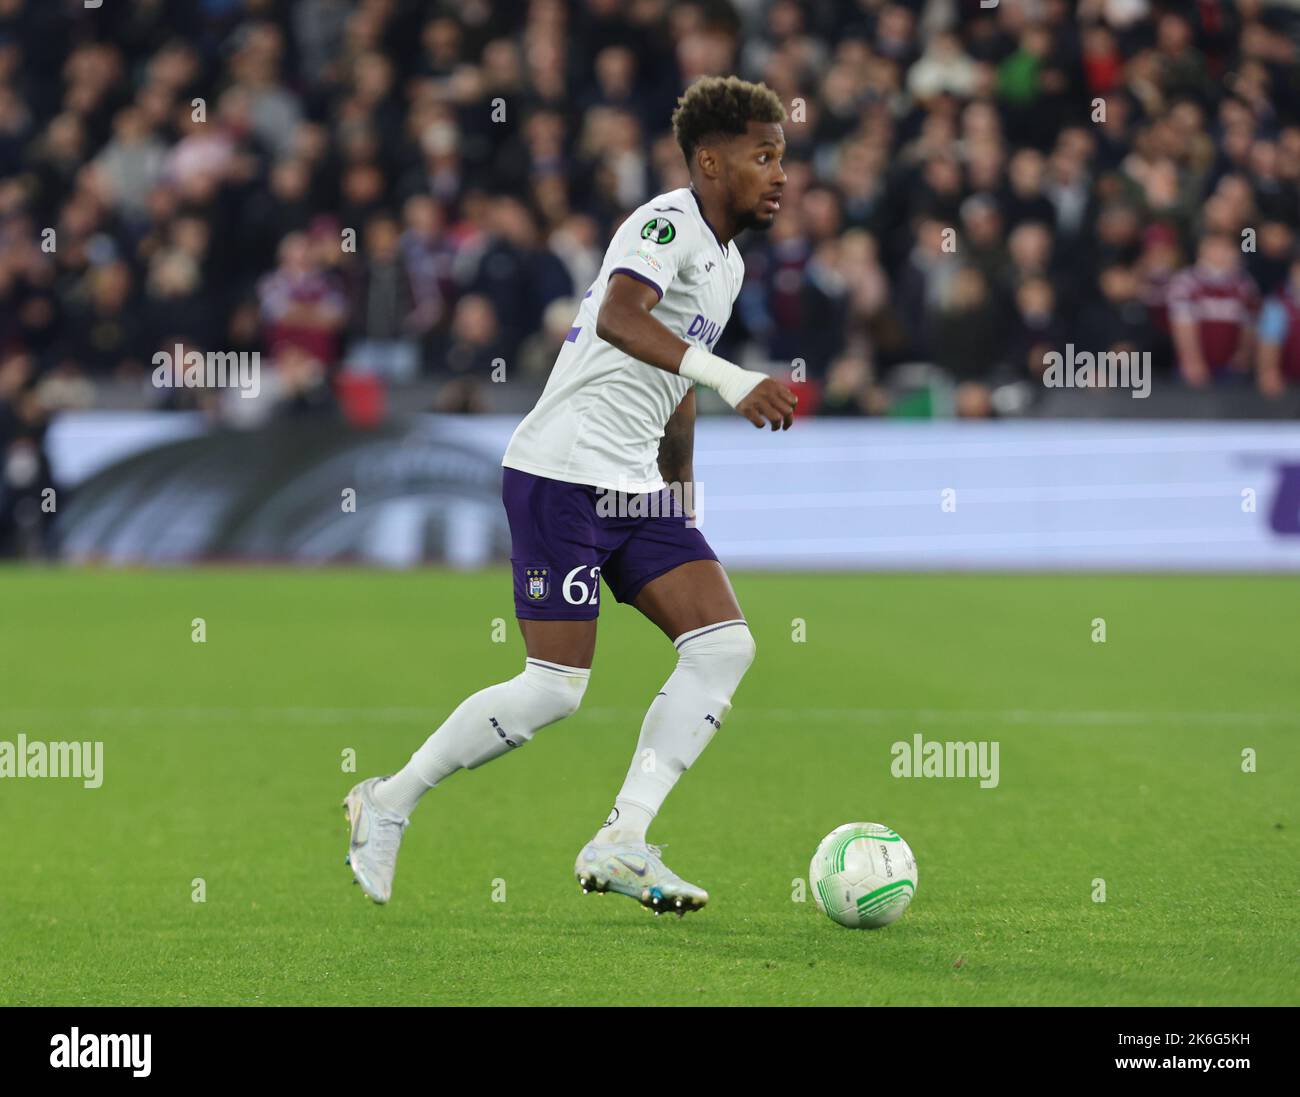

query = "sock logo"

[705,714,721,730]
[489,717,518,748]
[602,807,619,828]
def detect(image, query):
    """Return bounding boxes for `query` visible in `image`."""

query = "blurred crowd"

[1,0,1300,463]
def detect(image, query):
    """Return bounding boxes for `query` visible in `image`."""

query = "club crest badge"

[525,566,550,600]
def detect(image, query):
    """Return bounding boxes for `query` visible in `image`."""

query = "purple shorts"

[502,466,718,620]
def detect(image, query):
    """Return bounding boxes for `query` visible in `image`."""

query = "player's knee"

[547,676,588,722]
[736,624,757,669]
[725,624,757,679]
[518,659,590,728]
[468,665,587,764]
[678,621,755,687]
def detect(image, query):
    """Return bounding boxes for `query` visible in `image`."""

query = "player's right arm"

[596,272,797,430]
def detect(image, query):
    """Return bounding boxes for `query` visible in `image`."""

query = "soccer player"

[344,76,796,915]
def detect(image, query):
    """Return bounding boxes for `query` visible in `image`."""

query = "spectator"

[62,261,145,378]
[818,355,888,417]
[258,232,347,365]
[455,196,571,359]
[0,0,1294,431]
[442,293,505,378]
[1256,253,1300,397]
[91,107,167,223]
[960,194,1012,302]
[0,351,54,558]
[1096,260,1155,350]
[908,32,978,102]
[519,297,578,380]
[272,345,337,418]
[933,266,1004,418]
[1168,232,1261,387]
[1001,149,1057,229]
[1137,222,1183,370]
[238,158,316,274]
[1009,276,1065,384]
[400,194,454,346]
[345,214,422,382]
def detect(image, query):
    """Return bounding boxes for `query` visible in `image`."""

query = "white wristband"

[678,346,767,408]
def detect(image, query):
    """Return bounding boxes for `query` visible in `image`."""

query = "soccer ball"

[810,822,918,929]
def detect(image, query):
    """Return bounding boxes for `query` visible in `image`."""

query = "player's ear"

[695,144,718,181]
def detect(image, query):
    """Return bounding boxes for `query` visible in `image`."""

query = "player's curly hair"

[671,76,786,164]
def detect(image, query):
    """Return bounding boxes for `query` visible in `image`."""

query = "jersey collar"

[689,186,730,256]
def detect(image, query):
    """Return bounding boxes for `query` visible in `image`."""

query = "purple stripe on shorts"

[609,267,664,301]
[565,326,581,343]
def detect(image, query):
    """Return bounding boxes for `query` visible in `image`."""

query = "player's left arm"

[658,386,696,514]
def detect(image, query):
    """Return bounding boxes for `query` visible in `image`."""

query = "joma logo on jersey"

[524,566,549,600]
[686,313,722,348]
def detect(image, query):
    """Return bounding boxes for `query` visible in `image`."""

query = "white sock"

[375,658,590,817]
[598,620,755,845]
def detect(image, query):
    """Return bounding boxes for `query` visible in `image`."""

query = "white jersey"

[501,186,746,492]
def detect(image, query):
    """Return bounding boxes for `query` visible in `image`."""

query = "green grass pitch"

[1,568,1296,1006]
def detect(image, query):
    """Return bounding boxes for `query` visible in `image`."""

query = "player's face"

[724,122,787,232]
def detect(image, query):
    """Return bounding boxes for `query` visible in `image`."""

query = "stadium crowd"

[2,0,1300,455]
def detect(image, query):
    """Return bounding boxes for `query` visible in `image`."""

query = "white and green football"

[810,822,918,929]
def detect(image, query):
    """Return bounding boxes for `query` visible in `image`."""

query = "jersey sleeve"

[1258,298,1289,345]
[1166,271,1197,324]
[607,209,700,301]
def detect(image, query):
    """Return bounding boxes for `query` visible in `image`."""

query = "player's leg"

[600,559,754,847]
[575,509,755,915]
[630,557,746,640]
[369,636,592,816]
[346,643,590,902]
[371,475,600,819]
[516,618,597,669]
[344,470,600,903]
